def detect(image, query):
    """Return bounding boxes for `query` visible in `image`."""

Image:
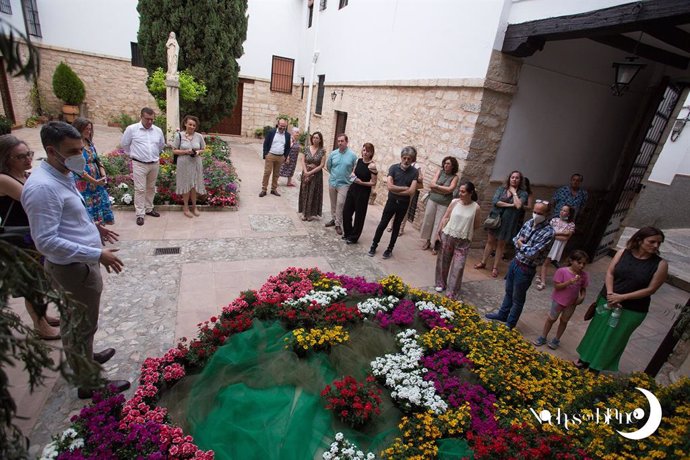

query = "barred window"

[22,0,41,37]
[0,0,12,15]
[130,43,145,68]
[339,0,348,9]
[270,56,294,94]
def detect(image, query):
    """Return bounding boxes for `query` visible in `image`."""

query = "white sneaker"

[435,286,444,292]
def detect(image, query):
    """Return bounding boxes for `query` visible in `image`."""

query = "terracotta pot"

[62,105,79,122]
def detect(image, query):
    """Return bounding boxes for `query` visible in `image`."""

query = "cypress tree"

[137,0,248,128]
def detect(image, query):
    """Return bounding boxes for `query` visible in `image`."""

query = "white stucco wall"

[237,0,304,79]
[492,38,657,191]
[294,0,506,83]
[648,94,690,185]
[17,0,140,59]
[507,0,634,24]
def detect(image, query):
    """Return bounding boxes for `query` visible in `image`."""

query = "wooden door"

[333,110,348,150]
[210,79,245,135]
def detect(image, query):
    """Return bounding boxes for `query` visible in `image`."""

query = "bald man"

[485,200,555,329]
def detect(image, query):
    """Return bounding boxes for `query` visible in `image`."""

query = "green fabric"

[576,296,647,372]
[160,320,402,459]
[437,437,474,459]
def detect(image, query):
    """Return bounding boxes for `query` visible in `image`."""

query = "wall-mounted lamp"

[331,89,344,101]
[670,108,690,142]
[611,57,646,96]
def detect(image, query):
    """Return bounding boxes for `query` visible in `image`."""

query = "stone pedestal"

[166,76,180,141]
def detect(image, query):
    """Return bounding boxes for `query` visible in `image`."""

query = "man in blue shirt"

[325,134,357,235]
[22,121,130,399]
[485,200,555,329]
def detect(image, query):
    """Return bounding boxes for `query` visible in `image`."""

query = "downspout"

[304,1,321,134]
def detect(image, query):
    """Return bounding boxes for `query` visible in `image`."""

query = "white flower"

[416,300,454,320]
[108,195,115,204]
[323,453,332,460]
[117,183,128,189]
[39,442,58,460]
[121,193,132,205]
[282,286,348,309]
[356,296,398,316]
[335,432,343,441]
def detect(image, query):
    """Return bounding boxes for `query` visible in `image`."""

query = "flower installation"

[43,269,690,459]
[101,135,238,208]
[321,375,382,427]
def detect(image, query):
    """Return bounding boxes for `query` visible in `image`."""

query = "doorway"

[210,78,249,135]
[333,111,348,150]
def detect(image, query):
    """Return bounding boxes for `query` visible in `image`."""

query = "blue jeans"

[496,259,536,328]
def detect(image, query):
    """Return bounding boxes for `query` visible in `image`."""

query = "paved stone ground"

[5,125,689,457]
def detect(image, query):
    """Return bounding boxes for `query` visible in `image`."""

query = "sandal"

[573,359,589,370]
[535,276,545,291]
[491,268,499,278]
[474,262,486,270]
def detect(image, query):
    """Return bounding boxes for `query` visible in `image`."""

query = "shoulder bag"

[483,209,502,230]
[0,201,33,249]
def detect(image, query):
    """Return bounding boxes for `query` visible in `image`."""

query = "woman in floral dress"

[279,127,301,187]
[72,118,114,225]
[172,115,206,217]
[298,132,326,221]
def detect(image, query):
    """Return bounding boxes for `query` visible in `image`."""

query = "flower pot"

[62,104,79,122]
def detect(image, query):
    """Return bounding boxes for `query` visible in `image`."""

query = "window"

[270,55,294,93]
[320,0,327,11]
[0,0,12,15]
[130,42,145,68]
[300,77,305,100]
[315,75,325,115]
[22,0,41,37]
[339,0,348,9]
[308,3,313,28]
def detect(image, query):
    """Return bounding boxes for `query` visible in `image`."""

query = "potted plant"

[51,62,85,122]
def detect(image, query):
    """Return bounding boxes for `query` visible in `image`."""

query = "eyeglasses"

[12,151,34,161]
[535,199,549,205]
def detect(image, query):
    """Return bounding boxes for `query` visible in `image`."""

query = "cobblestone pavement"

[6,125,687,457]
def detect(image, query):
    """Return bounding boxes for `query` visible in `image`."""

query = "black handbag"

[483,210,502,230]
[0,201,33,249]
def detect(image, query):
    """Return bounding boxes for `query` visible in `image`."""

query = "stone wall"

[241,78,304,136]
[8,43,156,125]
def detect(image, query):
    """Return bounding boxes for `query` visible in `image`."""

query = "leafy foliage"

[137,0,248,127]
[51,62,86,105]
[0,241,101,459]
[0,20,40,80]
[146,68,207,111]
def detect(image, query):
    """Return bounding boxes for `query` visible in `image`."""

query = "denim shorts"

[549,300,576,321]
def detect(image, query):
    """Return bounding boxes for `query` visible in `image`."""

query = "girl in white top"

[434,181,482,300]
[536,204,575,290]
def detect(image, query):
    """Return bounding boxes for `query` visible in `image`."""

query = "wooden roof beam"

[590,34,689,69]
[641,23,690,53]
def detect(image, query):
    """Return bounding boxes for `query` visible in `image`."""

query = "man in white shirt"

[121,107,166,225]
[22,121,129,399]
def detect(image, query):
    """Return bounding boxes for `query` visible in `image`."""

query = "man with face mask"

[21,121,130,399]
[485,200,555,329]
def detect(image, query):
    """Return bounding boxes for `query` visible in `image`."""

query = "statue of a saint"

[166,32,179,77]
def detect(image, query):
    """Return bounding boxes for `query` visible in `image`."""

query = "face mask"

[57,151,86,174]
[532,213,546,225]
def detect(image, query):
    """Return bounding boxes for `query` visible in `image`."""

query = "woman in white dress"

[173,115,206,217]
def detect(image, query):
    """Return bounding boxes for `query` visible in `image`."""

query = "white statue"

[166,31,179,77]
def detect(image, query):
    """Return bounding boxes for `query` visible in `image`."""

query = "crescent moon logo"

[616,387,662,440]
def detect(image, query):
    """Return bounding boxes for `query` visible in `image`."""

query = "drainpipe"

[304,1,321,134]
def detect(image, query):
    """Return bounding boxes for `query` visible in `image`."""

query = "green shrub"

[146,68,206,111]
[0,115,12,134]
[263,125,273,137]
[111,113,137,132]
[51,62,85,105]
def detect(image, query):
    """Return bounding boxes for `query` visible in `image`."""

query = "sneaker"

[533,336,547,346]
[548,338,560,349]
[485,312,506,322]
[367,246,376,257]
[324,220,336,227]
[382,249,392,259]
[335,226,343,235]
[345,238,357,245]
[259,191,267,197]
[434,286,445,292]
